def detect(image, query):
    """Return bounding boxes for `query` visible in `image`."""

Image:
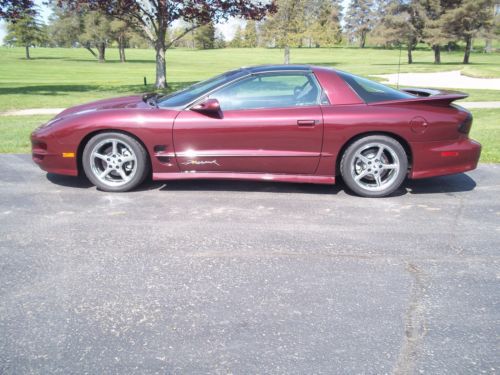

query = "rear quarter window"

[337,71,415,104]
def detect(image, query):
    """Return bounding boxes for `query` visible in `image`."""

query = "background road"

[0,155,498,374]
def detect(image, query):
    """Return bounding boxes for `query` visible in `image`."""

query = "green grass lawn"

[0,115,51,153]
[0,46,499,110]
[1,109,498,162]
[469,109,500,163]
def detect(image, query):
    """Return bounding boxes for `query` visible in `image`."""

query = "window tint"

[337,71,415,103]
[210,73,321,111]
[158,69,245,108]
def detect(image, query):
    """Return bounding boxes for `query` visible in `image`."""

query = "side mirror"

[191,98,222,118]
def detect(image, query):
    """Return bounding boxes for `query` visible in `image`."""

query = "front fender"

[40,108,181,175]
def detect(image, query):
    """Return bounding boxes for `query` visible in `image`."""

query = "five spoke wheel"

[340,136,408,197]
[82,132,149,192]
[351,143,400,191]
[90,139,138,187]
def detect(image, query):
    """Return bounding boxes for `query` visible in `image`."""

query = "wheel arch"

[76,129,152,177]
[335,131,413,176]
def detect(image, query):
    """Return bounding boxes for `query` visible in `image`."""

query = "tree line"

[1,0,498,88]
[1,0,271,89]
[233,0,498,65]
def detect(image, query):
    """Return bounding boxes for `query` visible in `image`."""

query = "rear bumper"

[31,133,78,176]
[410,137,481,179]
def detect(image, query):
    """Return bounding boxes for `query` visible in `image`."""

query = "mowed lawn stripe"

[0,47,499,110]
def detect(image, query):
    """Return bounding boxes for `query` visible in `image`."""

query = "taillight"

[458,113,472,134]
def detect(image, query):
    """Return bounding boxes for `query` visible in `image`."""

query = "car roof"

[240,64,317,74]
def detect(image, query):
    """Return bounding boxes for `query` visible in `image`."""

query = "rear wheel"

[340,135,408,197]
[82,132,149,192]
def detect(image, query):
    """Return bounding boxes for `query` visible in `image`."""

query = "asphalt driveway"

[0,154,498,374]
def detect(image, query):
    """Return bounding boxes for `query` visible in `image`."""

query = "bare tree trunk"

[118,34,126,62]
[155,45,166,88]
[97,42,106,63]
[463,36,472,64]
[284,45,290,64]
[433,45,441,64]
[484,39,492,53]
[155,43,166,90]
[360,31,366,48]
[151,9,168,89]
[25,45,30,59]
[407,44,413,64]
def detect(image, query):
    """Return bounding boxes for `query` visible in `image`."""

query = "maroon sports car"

[31,65,481,197]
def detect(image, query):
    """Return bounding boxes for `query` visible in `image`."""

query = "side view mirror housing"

[191,98,222,118]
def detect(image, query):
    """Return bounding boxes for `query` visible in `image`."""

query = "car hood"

[55,95,150,118]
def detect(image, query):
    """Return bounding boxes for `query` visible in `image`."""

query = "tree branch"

[165,25,200,49]
[84,44,97,58]
[134,1,158,35]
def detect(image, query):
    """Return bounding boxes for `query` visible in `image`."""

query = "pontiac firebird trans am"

[31,65,481,197]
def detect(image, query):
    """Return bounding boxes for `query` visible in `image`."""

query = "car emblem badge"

[181,160,220,166]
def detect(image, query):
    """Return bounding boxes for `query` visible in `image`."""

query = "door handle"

[297,120,318,126]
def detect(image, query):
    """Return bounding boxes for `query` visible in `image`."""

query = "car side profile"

[31,65,481,197]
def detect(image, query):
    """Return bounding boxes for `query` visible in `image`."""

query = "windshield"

[158,69,247,108]
[337,71,415,103]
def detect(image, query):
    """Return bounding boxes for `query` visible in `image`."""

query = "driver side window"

[210,73,322,111]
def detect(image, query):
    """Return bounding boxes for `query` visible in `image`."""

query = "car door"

[173,72,324,175]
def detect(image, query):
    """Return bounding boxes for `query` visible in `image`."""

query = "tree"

[421,0,458,63]
[48,6,82,47]
[110,18,130,62]
[214,30,226,48]
[194,22,216,49]
[128,30,151,49]
[369,0,394,48]
[443,0,495,63]
[344,0,375,48]
[229,25,244,47]
[79,10,112,62]
[306,0,342,47]
[0,0,35,21]
[48,6,115,61]
[377,0,426,63]
[5,11,46,59]
[170,24,196,48]
[57,1,272,89]
[489,3,500,52]
[243,20,258,47]
[482,1,499,53]
[262,0,306,63]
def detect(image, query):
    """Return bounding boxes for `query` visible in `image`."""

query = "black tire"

[82,132,149,192]
[340,135,408,198]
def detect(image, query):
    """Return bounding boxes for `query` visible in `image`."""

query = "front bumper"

[31,132,78,176]
[410,137,481,179]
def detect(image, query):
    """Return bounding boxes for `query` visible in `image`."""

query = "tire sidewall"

[82,132,149,192]
[340,135,408,198]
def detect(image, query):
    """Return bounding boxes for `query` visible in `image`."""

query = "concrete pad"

[374,70,500,90]
[0,155,499,373]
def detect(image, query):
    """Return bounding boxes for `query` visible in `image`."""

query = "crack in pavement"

[393,263,428,375]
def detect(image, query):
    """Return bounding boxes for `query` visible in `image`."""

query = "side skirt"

[152,172,336,185]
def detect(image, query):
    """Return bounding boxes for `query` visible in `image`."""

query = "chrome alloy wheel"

[89,138,138,187]
[350,143,400,192]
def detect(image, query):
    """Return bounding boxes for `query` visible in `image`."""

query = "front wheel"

[82,132,149,192]
[340,135,408,198]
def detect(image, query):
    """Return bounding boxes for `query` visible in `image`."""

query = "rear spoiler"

[370,88,468,107]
